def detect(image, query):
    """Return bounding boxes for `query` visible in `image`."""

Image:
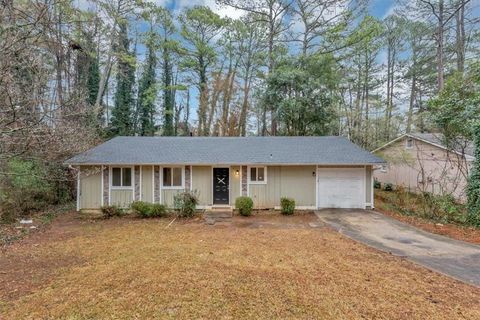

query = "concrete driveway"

[315,209,480,287]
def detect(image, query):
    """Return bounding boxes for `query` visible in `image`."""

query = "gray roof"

[65,136,385,165]
[409,133,474,157]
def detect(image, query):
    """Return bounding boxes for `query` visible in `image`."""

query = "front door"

[213,167,229,205]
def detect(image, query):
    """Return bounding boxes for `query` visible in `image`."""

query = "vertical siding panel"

[110,190,133,207]
[280,166,316,207]
[230,166,241,205]
[80,166,102,209]
[192,166,212,206]
[162,189,183,207]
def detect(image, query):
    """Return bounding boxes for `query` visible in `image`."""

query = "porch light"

[235,169,240,176]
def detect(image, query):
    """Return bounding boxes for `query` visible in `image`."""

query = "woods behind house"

[1,0,479,221]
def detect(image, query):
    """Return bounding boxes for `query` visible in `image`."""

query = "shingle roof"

[409,133,475,157]
[65,136,385,165]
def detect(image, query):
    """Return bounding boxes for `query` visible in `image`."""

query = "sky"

[156,0,397,19]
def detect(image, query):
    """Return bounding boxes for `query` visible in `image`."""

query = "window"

[249,166,266,183]
[111,167,132,187]
[163,167,183,188]
[406,138,413,149]
[381,165,387,173]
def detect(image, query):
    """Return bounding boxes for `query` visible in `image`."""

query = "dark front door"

[213,168,229,205]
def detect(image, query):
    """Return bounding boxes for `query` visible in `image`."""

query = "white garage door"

[317,168,365,209]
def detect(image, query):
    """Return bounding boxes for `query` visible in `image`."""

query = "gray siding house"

[65,136,384,210]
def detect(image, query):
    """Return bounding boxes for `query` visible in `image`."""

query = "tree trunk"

[437,0,445,91]
[455,3,465,74]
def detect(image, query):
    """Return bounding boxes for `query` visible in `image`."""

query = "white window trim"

[405,138,414,149]
[248,166,267,184]
[110,166,134,190]
[162,166,185,189]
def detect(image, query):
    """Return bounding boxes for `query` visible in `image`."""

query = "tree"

[110,20,136,136]
[291,0,365,56]
[179,6,225,136]
[137,32,157,136]
[338,15,383,147]
[429,64,480,197]
[218,0,292,135]
[467,123,480,225]
[383,15,405,141]
[234,14,268,136]
[429,65,480,146]
[260,54,338,135]
[416,0,471,91]
[403,19,436,133]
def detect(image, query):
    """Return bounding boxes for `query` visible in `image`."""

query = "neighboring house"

[65,136,385,211]
[373,133,475,200]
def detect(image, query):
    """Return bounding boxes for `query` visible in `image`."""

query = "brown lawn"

[1,212,479,319]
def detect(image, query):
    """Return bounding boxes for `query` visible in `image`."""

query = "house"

[65,136,385,211]
[373,133,475,200]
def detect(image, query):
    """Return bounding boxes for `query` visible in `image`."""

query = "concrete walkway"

[315,209,480,287]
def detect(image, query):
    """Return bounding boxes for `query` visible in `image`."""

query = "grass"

[1,212,480,319]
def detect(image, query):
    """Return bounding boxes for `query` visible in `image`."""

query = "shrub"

[235,196,254,216]
[467,123,480,226]
[1,158,66,223]
[280,197,295,215]
[174,191,198,218]
[131,201,151,218]
[101,205,124,218]
[150,203,168,217]
[131,201,168,218]
[373,179,381,189]
[384,183,393,191]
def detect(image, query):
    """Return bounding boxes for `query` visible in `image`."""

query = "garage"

[317,167,366,209]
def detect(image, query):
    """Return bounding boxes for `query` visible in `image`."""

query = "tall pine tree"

[137,32,157,136]
[110,20,135,136]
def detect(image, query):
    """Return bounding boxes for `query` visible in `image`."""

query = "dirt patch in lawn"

[1,212,480,319]
[233,210,318,229]
[376,195,480,245]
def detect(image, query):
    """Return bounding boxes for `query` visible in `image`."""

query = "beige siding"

[230,166,241,205]
[141,166,153,203]
[280,166,316,206]
[366,165,372,204]
[162,189,183,207]
[79,166,102,209]
[111,189,133,207]
[249,166,316,208]
[192,166,212,206]
[374,137,470,200]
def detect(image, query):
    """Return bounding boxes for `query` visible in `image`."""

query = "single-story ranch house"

[65,136,385,211]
